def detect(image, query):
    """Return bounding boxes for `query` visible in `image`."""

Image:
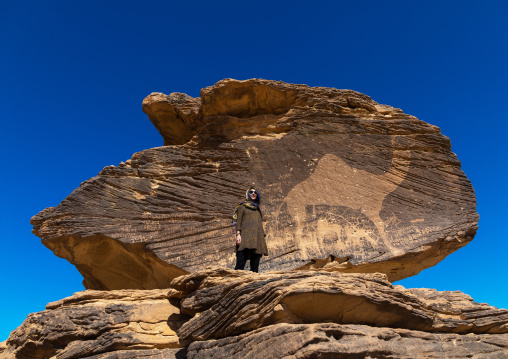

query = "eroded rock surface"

[3,290,186,359]
[31,79,478,290]
[187,323,508,359]
[3,269,507,358]
[171,268,508,341]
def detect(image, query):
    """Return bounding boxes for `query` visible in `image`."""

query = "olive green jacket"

[236,205,268,255]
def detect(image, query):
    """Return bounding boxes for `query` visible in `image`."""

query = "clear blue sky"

[1,1,507,341]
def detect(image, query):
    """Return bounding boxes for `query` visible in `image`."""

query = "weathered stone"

[143,92,202,146]
[187,323,508,359]
[171,268,508,341]
[31,79,478,290]
[3,290,185,359]
[3,269,507,358]
[74,348,187,359]
[6,79,497,358]
[0,342,8,358]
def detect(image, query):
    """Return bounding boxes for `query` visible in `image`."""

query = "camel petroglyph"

[280,146,411,257]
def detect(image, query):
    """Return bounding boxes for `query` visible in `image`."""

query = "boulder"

[31,79,478,290]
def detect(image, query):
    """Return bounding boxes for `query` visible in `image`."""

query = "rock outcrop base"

[2,290,185,359]
[2,269,507,358]
[171,269,508,342]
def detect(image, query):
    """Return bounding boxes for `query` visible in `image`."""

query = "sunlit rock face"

[31,79,478,290]
[1,290,187,359]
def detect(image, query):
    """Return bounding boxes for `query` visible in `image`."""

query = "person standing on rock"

[232,187,268,272]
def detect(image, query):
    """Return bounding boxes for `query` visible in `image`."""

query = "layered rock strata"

[2,269,507,358]
[30,79,478,290]
[2,290,186,359]
[187,323,508,359]
[171,268,508,342]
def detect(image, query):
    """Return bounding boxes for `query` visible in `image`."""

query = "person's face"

[248,190,257,200]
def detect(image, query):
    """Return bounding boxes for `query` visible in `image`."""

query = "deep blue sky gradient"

[1,1,507,340]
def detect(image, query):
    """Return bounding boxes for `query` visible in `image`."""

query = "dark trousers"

[235,248,262,273]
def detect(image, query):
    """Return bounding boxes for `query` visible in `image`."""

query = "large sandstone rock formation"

[2,269,508,358]
[5,79,498,358]
[31,79,478,290]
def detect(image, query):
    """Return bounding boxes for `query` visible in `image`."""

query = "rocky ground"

[2,268,507,358]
